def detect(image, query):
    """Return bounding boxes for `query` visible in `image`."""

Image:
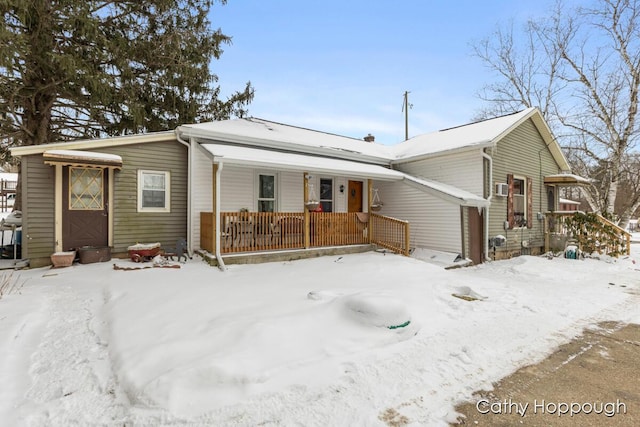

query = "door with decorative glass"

[62,166,109,250]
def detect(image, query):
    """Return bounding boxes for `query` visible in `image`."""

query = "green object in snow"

[388,320,411,329]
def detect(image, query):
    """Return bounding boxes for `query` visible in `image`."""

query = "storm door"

[62,166,109,250]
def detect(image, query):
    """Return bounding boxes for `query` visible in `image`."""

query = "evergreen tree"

[0,0,253,151]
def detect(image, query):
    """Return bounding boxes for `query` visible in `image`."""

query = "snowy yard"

[1,241,639,426]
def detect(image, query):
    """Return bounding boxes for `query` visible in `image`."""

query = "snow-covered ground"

[1,240,639,426]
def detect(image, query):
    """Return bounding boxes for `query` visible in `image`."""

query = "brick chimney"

[363,133,375,142]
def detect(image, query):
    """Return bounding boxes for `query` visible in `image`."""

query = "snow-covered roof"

[544,173,592,185]
[180,109,571,173]
[199,143,404,181]
[559,198,581,205]
[43,150,123,166]
[179,118,393,164]
[10,131,175,157]
[392,108,532,158]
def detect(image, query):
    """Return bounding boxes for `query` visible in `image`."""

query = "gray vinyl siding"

[375,180,462,253]
[101,141,188,254]
[22,154,55,264]
[395,149,483,196]
[488,118,562,254]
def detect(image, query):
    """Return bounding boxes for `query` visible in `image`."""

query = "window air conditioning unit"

[495,183,509,197]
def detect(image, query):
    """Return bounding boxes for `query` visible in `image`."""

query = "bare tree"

[473,0,640,228]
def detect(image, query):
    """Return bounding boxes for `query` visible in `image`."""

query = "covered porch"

[195,142,411,263]
[542,173,631,256]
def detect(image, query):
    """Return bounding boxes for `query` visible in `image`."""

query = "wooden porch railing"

[200,211,411,256]
[544,212,631,256]
[370,213,410,256]
[310,212,369,247]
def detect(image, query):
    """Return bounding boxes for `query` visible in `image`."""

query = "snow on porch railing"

[370,213,410,256]
[544,212,631,256]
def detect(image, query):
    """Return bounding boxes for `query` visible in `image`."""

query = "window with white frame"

[138,170,170,212]
[320,178,333,212]
[258,173,276,212]
[512,176,527,227]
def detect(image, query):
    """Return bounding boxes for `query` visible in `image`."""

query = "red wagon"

[127,242,162,263]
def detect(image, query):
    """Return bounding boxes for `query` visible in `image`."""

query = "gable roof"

[10,108,571,175]
[391,107,570,171]
[178,118,393,165]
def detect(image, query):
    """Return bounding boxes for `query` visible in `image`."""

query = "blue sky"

[210,1,560,145]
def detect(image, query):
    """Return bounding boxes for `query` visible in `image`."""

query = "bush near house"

[564,212,629,257]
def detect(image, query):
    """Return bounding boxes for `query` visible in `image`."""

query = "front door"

[62,166,109,250]
[348,180,363,212]
[468,207,484,264]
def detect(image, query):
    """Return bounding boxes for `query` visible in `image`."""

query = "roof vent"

[363,133,375,142]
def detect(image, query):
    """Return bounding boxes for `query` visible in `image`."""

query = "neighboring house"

[11,107,594,268]
[10,132,188,267]
[558,197,581,212]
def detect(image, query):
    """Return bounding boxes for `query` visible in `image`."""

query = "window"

[320,178,333,212]
[138,170,170,212]
[513,177,526,225]
[69,167,103,210]
[507,174,532,228]
[258,174,276,212]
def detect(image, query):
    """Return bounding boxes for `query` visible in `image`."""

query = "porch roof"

[42,149,123,168]
[543,173,592,185]
[401,174,489,208]
[199,143,404,181]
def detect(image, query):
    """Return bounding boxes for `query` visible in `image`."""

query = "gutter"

[175,132,193,260]
[482,149,493,261]
[214,161,226,271]
[175,130,226,270]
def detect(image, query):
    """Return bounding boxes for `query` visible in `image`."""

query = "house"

[175,119,411,268]
[12,107,612,268]
[10,132,188,267]
[373,108,589,262]
[558,197,581,212]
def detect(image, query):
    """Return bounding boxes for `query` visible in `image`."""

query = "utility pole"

[402,91,413,140]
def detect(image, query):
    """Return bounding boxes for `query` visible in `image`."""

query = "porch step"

[198,244,376,267]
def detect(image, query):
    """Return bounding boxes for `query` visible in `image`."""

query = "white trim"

[137,170,171,212]
[12,132,175,157]
[108,169,115,247]
[511,175,528,228]
[319,177,334,212]
[54,165,63,252]
[255,171,278,212]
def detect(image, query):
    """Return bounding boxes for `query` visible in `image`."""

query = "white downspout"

[482,150,493,261]
[215,161,226,270]
[175,132,193,258]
